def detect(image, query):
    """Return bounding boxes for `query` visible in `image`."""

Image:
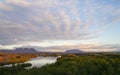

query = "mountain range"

[0,48,84,54]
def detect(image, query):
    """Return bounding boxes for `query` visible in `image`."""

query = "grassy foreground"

[0,53,37,64]
[0,53,120,75]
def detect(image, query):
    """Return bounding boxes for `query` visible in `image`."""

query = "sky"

[0,0,120,52]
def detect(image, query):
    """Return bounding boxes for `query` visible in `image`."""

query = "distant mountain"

[14,48,38,53]
[65,49,84,53]
[0,50,12,53]
[0,48,38,53]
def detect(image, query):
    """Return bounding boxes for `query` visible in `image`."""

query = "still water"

[0,57,58,68]
[25,57,57,68]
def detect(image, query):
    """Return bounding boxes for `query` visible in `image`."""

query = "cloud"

[0,40,80,49]
[0,2,13,11]
[33,44,120,52]
[1,43,120,52]
[0,0,120,45]
[6,0,31,7]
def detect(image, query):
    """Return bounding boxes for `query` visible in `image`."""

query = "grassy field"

[0,53,120,75]
[0,53,37,64]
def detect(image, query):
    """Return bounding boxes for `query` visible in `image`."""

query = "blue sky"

[0,0,120,52]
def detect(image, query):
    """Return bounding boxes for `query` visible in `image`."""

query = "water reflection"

[25,57,57,68]
[0,57,58,69]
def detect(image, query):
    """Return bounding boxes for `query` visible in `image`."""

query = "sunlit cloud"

[0,2,13,11]
[0,41,120,52]
[32,43,120,52]
[0,0,120,51]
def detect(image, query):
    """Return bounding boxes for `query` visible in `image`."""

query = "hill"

[0,48,38,54]
[14,48,38,53]
[65,49,84,53]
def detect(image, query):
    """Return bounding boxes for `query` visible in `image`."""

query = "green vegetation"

[0,53,120,75]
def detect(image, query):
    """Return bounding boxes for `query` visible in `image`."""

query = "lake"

[0,56,58,68]
[25,56,58,68]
